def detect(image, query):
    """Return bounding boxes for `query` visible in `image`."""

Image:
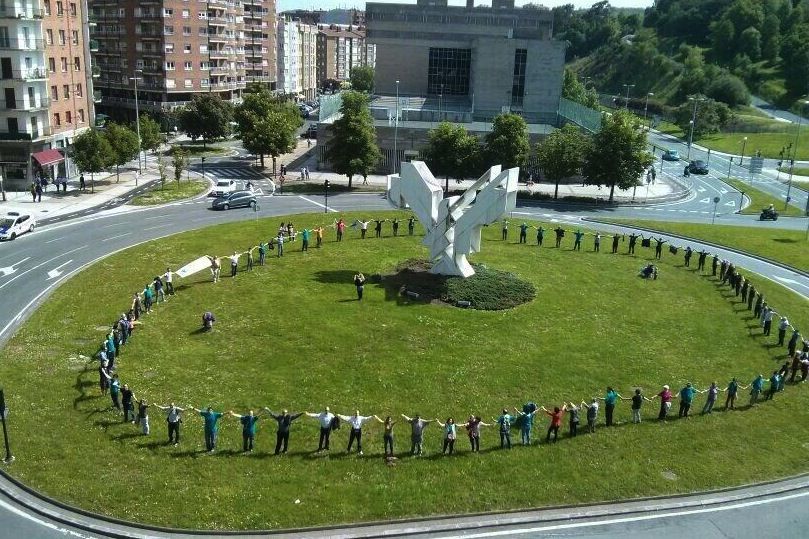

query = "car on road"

[687,160,709,175]
[0,211,36,241]
[210,179,236,197]
[760,207,779,221]
[211,190,257,210]
[301,124,317,139]
[662,149,680,161]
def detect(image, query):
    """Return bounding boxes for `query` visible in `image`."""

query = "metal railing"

[0,126,52,141]
[0,37,45,50]
[0,6,44,18]
[4,67,49,80]
[2,97,49,110]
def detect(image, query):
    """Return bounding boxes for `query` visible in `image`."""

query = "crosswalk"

[197,165,276,195]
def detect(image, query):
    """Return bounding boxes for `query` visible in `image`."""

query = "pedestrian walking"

[79,173,85,190]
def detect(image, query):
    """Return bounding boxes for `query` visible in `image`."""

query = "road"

[0,162,808,538]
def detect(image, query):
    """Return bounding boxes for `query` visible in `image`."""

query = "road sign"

[749,157,764,174]
[713,196,721,204]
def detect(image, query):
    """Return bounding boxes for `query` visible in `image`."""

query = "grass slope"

[1,212,808,530]
[130,180,209,206]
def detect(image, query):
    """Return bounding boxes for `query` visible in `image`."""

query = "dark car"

[300,124,317,139]
[687,160,709,175]
[662,149,680,161]
[760,207,779,221]
[211,190,257,210]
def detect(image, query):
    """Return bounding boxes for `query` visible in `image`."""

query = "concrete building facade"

[1,0,95,189]
[89,0,277,122]
[277,17,316,100]
[365,1,564,123]
[315,24,375,86]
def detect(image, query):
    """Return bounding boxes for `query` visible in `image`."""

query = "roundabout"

[0,205,808,532]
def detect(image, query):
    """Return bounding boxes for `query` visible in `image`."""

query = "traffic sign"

[713,196,721,204]
[749,157,764,174]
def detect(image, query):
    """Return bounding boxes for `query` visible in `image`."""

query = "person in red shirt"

[542,405,565,443]
[651,385,674,420]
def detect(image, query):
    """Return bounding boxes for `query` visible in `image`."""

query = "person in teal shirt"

[536,226,545,246]
[258,242,267,266]
[495,409,512,449]
[766,371,780,401]
[142,284,154,313]
[601,387,622,426]
[573,229,585,251]
[750,374,764,406]
[518,223,529,244]
[300,228,311,251]
[513,405,539,445]
[191,406,224,452]
[229,410,261,452]
[678,383,697,418]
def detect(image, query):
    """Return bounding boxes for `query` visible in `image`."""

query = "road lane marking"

[101,232,131,242]
[298,195,338,212]
[0,246,85,292]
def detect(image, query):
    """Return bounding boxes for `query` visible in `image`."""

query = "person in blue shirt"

[766,371,780,401]
[572,229,585,251]
[191,406,225,452]
[678,383,697,418]
[495,409,513,449]
[229,410,262,452]
[513,405,539,445]
[750,374,764,406]
[518,223,529,244]
[536,226,545,246]
[600,387,622,426]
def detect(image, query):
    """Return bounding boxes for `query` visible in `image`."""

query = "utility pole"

[129,70,143,180]
[0,389,13,463]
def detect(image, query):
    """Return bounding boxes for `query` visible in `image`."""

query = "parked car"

[760,206,779,221]
[687,160,709,175]
[0,211,36,241]
[211,190,257,210]
[210,179,236,197]
[662,149,680,161]
[300,124,317,139]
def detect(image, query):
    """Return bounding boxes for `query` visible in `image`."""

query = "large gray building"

[365,0,565,123]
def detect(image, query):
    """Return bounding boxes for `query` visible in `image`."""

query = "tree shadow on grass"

[312,270,357,284]
[773,238,799,244]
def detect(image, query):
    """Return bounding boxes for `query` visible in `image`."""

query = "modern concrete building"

[1,0,96,189]
[365,0,564,123]
[89,0,277,122]
[315,24,374,86]
[277,17,316,100]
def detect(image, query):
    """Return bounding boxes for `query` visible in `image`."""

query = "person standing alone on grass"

[402,414,434,456]
[229,410,261,453]
[496,409,513,449]
[266,408,304,455]
[190,406,224,452]
[306,407,335,452]
[155,403,184,446]
[502,220,509,241]
[354,272,366,301]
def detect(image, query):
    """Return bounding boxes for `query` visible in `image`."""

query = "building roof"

[317,24,366,39]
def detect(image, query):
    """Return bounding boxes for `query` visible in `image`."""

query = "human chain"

[93,218,809,457]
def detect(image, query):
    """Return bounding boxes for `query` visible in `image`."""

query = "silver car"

[211,190,257,210]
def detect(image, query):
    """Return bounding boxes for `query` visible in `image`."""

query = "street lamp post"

[201,156,206,181]
[726,137,747,180]
[786,100,808,210]
[686,96,705,161]
[324,179,330,213]
[129,70,143,179]
[393,79,400,175]
[622,84,634,110]
[643,92,654,131]
[0,388,13,463]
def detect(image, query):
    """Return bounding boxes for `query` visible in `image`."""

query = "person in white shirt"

[337,410,374,455]
[229,251,241,278]
[155,403,185,446]
[306,407,335,451]
[164,267,174,296]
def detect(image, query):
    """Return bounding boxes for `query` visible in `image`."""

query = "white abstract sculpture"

[387,161,518,277]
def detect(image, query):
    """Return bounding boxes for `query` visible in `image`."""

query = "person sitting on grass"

[202,311,215,331]
[640,264,658,280]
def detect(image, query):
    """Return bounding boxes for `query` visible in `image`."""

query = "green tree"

[349,65,375,93]
[72,129,113,193]
[178,94,233,144]
[781,23,809,95]
[561,68,599,108]
[709,18,736,62]
[535,124,590,200]
[582,110,652,202]
[103,122,139,183]
[484,113,530,171]
[171,146,188,184]
[738,26,762,61]
[725,0,765,34]
[235,88,302,169]
[761,13,782,62]
[157,152,167,190]
[422,122,482,193]
[325,91,381,187]
[137,114,163,154]
[706,74,750,106]
[673,98,732,138]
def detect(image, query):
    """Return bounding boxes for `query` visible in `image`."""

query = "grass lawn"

[169,142,229,157]
[722,178,805,217]
[2,212,809,530]
[130,180,209,206]
[696,132,809,160]
[602,219,809,271]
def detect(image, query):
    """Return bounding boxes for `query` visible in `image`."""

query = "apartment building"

[0,0,95,188]
[276,17,315,100]
[89,0,277,122]
[315,24,375,86]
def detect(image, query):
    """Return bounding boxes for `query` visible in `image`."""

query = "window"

[75,83,82,97]
[184,61,192,70]
[427,48,471,96]
[164,25,174,35]
[184,44,191,53]
[165,61,175,70]
[46,30,53,45]
[183,26,191,36]
[182,9,190,18]
[60,57,67,72]
[53,113,61,126]
[73,56,80,70]
[163,7,173,16]
[199,61,209,70]
[69,2,76,16]
[166,79,175,88]
[65,110,72,123]
[72,30,78,45]
[44,0,51,15]
[78,109,84,123]
[50,85,58,100]
[48,57,55,72]
[58,30,66,45]
[510,48,527,108]
[165,43,174,53]
[184,79,193,88]
[56,1,63,15]
[199,44,207,54]
[63,84,70,98]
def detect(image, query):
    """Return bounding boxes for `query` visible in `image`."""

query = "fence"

[558,97,602,133]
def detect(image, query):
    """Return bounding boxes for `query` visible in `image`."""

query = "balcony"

[209,65,232,73]
[207,16,229,25]
[2,97,49,111]
[137,11,162,19]
[208,49,231,59]
[93,91,102,103]
[0,37,45,51]
[0,6,44,18]
[89,39,99,52]
[0,126,52,141]
[92,65,101,78]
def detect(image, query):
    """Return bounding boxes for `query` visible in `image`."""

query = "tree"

[137,114,163,154]
[72,129,113,193]
[781,23,809,96]
[235,88,302,169]
[484,113,530,171]
[709,18,736,62]
[706,74,750,106]
[738,26,762,61]
[157,152,167,190]
[761,13,782,62]
[582,110,653,203]
[349,65,375,94]
[171,146,188,184]
[103,122,139,182]
[561,68,599,108]
[177,94,233,144]
[673,98,732,138]
[535,124,590,200]
[421,122,482,193]
[325,91,381,187]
